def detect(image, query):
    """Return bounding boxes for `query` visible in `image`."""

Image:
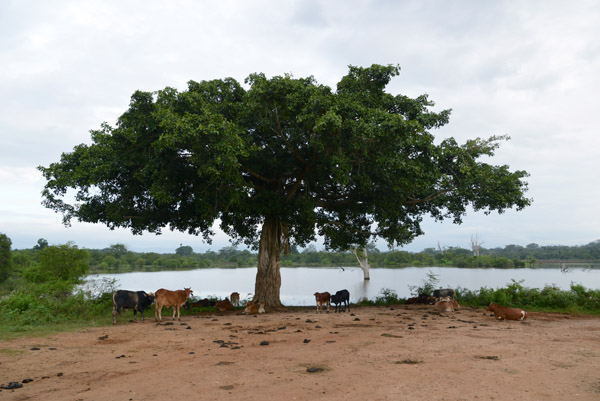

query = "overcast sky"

[1,0,599,253]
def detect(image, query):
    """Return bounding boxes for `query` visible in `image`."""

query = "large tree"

[39,65,530,306]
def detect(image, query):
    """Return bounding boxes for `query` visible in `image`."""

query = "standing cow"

[331,289,350,313]
[433,288,456,300]
[112,290,155,325]
[154,288,193,322]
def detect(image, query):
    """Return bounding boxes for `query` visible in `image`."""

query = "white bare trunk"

[352,247,371,280]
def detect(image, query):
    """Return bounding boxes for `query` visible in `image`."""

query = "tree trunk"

[253,218,284,308]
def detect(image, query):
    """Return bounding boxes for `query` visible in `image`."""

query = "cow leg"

[155,304,163,322]
[112,305,118,325]
[133,309,138,322]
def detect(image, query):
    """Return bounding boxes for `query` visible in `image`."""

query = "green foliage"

[0,233,12,282]
[375,288,400,305]
[33,238,49,251]
[408,270,440,296]
[25,243,89,284]
[175,245,194,256]
[39,64,530,254]
[459,281,600,313]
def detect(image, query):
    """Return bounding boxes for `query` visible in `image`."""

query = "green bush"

[459,281,600,313]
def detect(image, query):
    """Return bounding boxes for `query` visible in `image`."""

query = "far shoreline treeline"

[9,238,600,275]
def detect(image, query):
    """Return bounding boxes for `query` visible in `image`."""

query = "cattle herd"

[112,286,528,324]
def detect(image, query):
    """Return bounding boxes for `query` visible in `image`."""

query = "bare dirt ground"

[1,305,599,401]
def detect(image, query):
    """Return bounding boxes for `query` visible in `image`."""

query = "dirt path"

[1,305,599,401]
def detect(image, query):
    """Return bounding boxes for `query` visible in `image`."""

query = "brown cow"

[230,292,240,306]
[313,292,331,313]
[486,303,528,321]
[154,288,193,322]
[243,301,258,315]
[215,298,234,312]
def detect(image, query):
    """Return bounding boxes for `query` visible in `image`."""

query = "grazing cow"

[486,303,528,321]
[331,289,350,313]
[112,290,155,325]
[215,298,234,312]
[154,288,193,322]
[230,292,240,306]
[314,292,331,313]
[433,288,456,300]
[243,301,258,314]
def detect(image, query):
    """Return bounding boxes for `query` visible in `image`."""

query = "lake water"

[83,266,600,306]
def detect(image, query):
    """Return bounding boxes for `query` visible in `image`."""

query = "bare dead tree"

[470,234,484,257]
[437,241,447,255]
[352,246,371,280]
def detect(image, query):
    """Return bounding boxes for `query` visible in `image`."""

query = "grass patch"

[0,348,26,356]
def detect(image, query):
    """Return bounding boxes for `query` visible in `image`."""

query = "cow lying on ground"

[230,292,240,306]
[331,289,350,313]
[314,292,331,313]
[433,288,456,300]
[486,303,528,321]
[188,298,216,308]
[433,297,460,312]
[406,294,436,304]
[215,298,234,312]
[112,290,155,325]
[154,288,193,322]
[243,301,265,314]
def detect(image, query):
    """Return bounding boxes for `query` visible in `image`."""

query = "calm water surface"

[85,266,600,306]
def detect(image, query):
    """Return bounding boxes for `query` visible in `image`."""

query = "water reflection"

[84,266,600,306]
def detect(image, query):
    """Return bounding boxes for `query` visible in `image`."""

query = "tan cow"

[230,292,240,306]
[154,288,193,322]
[313,292,331,313]
[433,298,460,312]
[243,301,258,314]
[486,303,528,321]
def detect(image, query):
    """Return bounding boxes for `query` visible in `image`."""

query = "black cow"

[112,290,155,325]
[331,289,350,313]
[432,288,456,300]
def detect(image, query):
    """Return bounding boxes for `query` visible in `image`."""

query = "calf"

[112,290,155,325]
[486,303,528,321]
[331,289,350,313]
[230,292,240,306]
[313,292,331,313]
[154,288,193,322]
[215,298,234,312]
[433,288,456,300]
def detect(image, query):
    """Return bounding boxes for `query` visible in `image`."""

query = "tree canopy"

[39,64,531,306]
